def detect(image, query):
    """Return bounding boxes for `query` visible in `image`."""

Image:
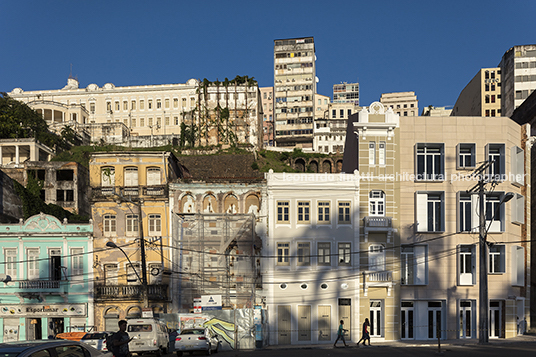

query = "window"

[511,246,524,286]
[148,214,161,235]
[49,249,62,280]
[297,201,310,223]
[71,248,83,280]
[338,243,351,266]
[338,201,351,224]
[378,142,386,165]
[165,98,169,109]
[369,191,385,216]
[103,215,117,235]
[147,168,161,186]
[5,248,17,277]
[27,248,39,280]
[140,100,144,110]
[127,263,141,284]
[511,146,524,186]
[457,143,475,169]
[317,201,330,224]
[126,214,139,233]
[297,242,311,266]
[458,193,476,233]
[485,193,506,233]
[368,245,385,272]
[277,242,290,266]
[115,101,120,111]
[489,245,505,274]
[318,242,331,266]
[105,264,118,285]
[56,189,74,202]
[369,142,376,165]
[157,99,162,109]
[149,263,163,284]
[486,144,505,179]
[416,192,444,232]
[511,193,525,224]
[124,167,138,186]
[131,100,136,110]
[401,245,427,285]
[173,98,178,108]
[277,201,289,223]
[416,143,444,180]
[459,245,475,285]
[148,100,153,109]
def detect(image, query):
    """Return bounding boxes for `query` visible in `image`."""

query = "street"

[161,341,536,357]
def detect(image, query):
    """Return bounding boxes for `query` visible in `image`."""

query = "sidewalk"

[261,333,536,350]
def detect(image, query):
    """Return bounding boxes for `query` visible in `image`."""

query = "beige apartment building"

[398,115,531,340]
[380,91,419,116]
[451,68,501,117]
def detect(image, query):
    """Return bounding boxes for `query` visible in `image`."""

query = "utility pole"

[137,201,149,308]
[477,175,488,344]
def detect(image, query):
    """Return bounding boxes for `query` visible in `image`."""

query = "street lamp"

[478,190,514,344]
[106,238,149,308]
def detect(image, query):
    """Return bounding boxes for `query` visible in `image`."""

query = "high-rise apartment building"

[451,68,501,117]
[274,37,316,148]
[260,87,274,146]
[499,44,536,118]
[379,91,419,116]
[333,82,359,105]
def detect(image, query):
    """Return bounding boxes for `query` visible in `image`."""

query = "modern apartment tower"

[500,44,536,118]
[333,82,359,105]
[274,37,316,148]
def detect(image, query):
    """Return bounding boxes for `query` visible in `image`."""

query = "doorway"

[277,305,291,345]
[489,301,502,338]
[427,301,442,339]
[27,318,42,340]
[459,300,473,338]
[369,300,382,337]
[401,302,414,339]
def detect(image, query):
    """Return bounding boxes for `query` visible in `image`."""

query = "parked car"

[80,331,114,352]
[174,328,219,356]
[127,318,169,356]
[0,340,106,357]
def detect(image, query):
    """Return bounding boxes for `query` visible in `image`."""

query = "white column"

[0,146,3,165]
[15,145,20,165]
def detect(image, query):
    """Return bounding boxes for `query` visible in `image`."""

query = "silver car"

[174,328,219,356]
[0,340,106,357]
[80,332,114,352]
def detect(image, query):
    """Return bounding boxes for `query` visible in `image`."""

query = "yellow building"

[89,151,185,330]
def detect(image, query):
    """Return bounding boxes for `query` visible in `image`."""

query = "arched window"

[101,167,115,187]
[147,167,161,186]
[124,167,138,186]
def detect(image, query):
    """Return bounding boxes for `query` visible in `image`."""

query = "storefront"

[0,303,88,341]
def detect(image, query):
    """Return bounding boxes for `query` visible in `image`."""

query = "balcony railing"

[91,186,168,201]
[143,185,167,197]
[364,216,392,228]
[367,271,392,282]
[94,284,169,301]
[19,280,60,289]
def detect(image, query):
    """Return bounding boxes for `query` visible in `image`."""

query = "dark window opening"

[29,169,46,181]
[56,170,74,181]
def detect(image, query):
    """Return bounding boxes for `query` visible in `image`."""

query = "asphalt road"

[162,342,536,357]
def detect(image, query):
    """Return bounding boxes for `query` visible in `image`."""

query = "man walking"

[356,318,370,347]
[333,320,349,347]
[112,320,133,357]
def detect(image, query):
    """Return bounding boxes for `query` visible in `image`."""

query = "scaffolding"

[175,213,261,311]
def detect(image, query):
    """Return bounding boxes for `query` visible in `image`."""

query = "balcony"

[91,186,116,199]
[143,185,168,197]
[91,186,168,201]
[94,284,169,302]
[364,216,392,228]
[367,271,392,282]
[19,280,60,289]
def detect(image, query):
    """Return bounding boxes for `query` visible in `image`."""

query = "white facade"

[379,91,419,117]
[264,170,360,345]
[500,44,536,118]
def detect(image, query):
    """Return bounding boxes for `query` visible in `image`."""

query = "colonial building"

[264,169,360,345]
[88,151,185,329]
[380,92,419,117]
[260,87,274,147]
[0,214,93,341]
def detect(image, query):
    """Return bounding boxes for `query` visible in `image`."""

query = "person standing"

[112,320,133,357]
[333,320,349,347]
[356,318,370,347]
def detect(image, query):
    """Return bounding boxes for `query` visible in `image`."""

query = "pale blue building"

[0,213,93,341]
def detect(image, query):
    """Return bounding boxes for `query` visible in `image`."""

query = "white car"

[80,331,114,352]
[174,328,219,356]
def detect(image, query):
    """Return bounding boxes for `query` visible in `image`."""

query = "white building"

[500,44,536,118]
[379,91,419,117]
[264,169,360,345]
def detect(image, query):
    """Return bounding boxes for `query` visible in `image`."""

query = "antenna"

[69,63,73,79]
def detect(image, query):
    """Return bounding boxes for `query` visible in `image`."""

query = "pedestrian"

[333,320,349,347]
[356,318,370,347]
[112,320,133,357]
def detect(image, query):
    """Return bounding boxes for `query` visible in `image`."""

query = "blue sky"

[1,0,535,111]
